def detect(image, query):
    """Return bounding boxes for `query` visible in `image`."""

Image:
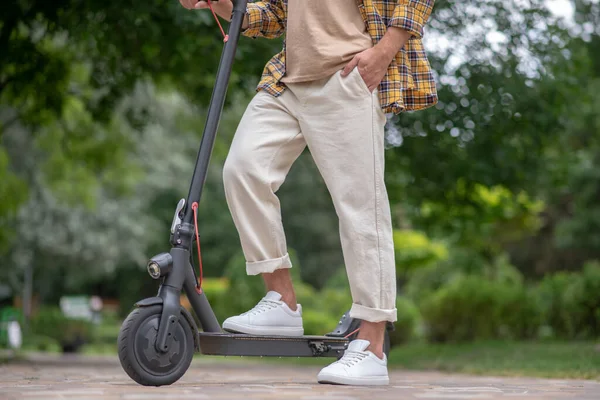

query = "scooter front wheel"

[118,305,195,386]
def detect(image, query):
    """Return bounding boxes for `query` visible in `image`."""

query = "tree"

[384,0,600,276]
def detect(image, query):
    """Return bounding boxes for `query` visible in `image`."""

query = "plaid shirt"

[243,0,438,114]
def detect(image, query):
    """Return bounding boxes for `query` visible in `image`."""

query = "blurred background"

[1,0,599,378]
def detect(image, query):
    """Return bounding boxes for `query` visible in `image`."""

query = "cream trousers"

[223,69,397,323]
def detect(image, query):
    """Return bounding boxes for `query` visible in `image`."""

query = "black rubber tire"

[117,305,194,386]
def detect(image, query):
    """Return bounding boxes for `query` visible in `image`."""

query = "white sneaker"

[317,339,389,386]
[222,291,304,336]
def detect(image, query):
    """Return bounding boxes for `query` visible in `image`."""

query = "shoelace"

[241,299,281,316]
[336,350,369,367]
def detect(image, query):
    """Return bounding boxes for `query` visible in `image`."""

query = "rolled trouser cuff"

[246,253,292,275]
[349,303,397,323]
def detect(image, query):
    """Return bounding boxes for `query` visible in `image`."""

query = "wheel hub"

[135,315,187,375]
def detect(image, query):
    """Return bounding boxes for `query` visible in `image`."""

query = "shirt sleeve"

[388,0,435,39]
[243,1,286,39]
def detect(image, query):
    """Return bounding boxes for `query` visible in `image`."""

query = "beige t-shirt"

[281,0,373,83]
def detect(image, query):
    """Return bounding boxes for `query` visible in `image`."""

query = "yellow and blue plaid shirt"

[243,0,438,114]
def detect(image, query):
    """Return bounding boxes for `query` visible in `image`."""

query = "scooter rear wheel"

[118,305,194,386]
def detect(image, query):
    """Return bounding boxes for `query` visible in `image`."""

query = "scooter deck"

[198,332,348,358]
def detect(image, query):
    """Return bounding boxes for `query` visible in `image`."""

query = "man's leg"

[262,269,297,310]
[222,90,306,335]
[356,321,387,358]
[292,69,396,364]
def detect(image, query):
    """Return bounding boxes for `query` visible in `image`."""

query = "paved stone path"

[1,353,599,400]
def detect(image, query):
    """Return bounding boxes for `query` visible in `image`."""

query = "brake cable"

[207,0,229,43]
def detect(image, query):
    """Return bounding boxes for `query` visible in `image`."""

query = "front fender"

[135,297,163,307]
[134,296,200,351]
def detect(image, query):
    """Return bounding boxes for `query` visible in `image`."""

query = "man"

[180,0,437,386]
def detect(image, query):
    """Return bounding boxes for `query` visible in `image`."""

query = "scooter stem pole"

[183,0,248,225]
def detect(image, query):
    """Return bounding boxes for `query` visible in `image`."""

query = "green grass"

[388,341,600,379]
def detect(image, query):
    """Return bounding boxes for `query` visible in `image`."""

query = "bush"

[22,334,61,352]
[403,248,489,303]
[222,252,266,316]
[534,271,577,338]
[200,277,230,321]
[323,267,350,291]
[319,288,352,319]
[483,253,525,285]
[535,261,600,339]
[298,275,351,335]
[567,261,600,338]
[389,297,420,346]
[420,276,540,342]
[295,281,318,311]
[30,307,93,353]
[302,309,338,336]
[393,230,448,274]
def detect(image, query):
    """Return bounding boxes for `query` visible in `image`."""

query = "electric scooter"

[117,0,392,386]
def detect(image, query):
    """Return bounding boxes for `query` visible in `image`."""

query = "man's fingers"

[341,56,360,77]
[179,0,209,10]
[179,0,197,9]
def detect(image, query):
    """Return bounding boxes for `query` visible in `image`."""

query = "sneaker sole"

[317,372,389,386]
[222,321,304,337]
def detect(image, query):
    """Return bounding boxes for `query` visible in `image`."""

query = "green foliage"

[411,259,600,343]
[22,334,61,353]
[29,307,93,352]
[0,0,282,299]
[383,1,600,278]
[322,268,350,291]
[317,288,352,321]
[404,263,464,304]
[393,230,448,273]
[115,266,160,318]
[294,281,319,311]
[420,275,540,342]
[389,297,420,346]
[535,261,600,339]
[2,0,600,342]
[202,277,229,302]
[0,148,27,251]
[483,253,525,285]
[564,261,600,338]
[277,153,345,289]
[197,277,230,322]
[554,153,600,254]
[534,271,579,339]
[221,251,266,316]
[302,310,337,336]
[414,183,543,255]
[404,247,522,303]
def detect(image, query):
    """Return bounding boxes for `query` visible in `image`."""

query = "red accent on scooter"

[207,0,229,43]
[344,328,360,339]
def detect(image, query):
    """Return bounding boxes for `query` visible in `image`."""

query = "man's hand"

[341,27,412,92]
[341,47,392,93]
[179,0,234,21]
